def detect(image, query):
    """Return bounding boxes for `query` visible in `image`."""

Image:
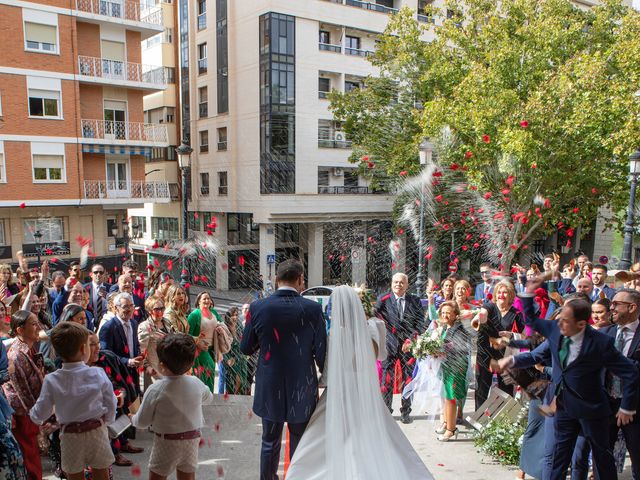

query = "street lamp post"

[33,230,43,267]
[619,149,640,270]
[415,139,431,297]
[122,219,130,264]
[176,141,193,289]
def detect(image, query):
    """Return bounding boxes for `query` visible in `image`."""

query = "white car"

[301,286,335,314]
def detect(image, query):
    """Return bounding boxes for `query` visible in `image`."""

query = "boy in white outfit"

[132,333,214,480]
[30,322,116,480]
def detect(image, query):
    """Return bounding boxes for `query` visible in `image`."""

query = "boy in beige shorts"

[132,333,214,480]
[30,322,116,480]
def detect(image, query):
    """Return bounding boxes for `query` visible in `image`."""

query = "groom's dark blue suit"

[241,288,327,480]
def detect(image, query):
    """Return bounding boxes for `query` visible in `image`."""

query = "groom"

[241,259,327,480]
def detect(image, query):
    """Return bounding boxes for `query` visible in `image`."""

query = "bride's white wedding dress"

[287,286,434,480]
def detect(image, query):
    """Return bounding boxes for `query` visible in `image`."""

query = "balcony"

[345,47,374,57]
[82,180,171,204]
[318,138,352,149]
[75,0,163,38]
[345,0,398,14]
[319,43,341,53]
[81,119,169,146]
[318,186,370,194]
[77,56,167,90]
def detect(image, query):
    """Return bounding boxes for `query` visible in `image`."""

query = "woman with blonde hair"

[0,264,20,303]
[164,284,189,333]
[138,295,174,380]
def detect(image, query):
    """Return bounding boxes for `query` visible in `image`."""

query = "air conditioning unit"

[334,131,346,142]
[332,167,344,177]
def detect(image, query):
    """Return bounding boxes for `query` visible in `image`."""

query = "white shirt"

[278,286,298,293]
[117,316,135,358]
[393,294,405,314]
[565,328,585,366]
[132,375,214,434]
[618,320,639,357]
[30,362,116,426]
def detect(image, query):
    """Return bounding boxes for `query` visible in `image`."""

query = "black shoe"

[400,414,413,424]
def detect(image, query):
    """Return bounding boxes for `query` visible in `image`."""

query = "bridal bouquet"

[410,327,445,360]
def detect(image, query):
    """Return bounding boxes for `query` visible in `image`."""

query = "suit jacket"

[474,283,494,302]
[601,323,640,418]
[108,285,146,322]
[84,282,112,319]
[592,284,616,301]
[519,294,639,418]
[240,289,326,424]
[374,292,426,354]
[98,316,140,369]
[478,303,524,366]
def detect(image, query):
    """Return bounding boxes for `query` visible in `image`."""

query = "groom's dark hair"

[277,259,304,283]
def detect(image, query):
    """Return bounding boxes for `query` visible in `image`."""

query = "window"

[0,142,5,183]
[218,171,228,195]
[216,0,228,114]
[164,28,173,43]
[33,154,64,181]
[151,217,179,240]
[319,30,330,44]
[276,224,299,243]
[217,127,227,150]
[165,107,175,123]
[0,220,6,245]
[198,43,207,74]
[318,168,329,186]
[200,172,209,195]
[23,217,64,243]
[344,169,359,187]
[24,22,57,53]
[345,35,360,54]
[131,216,147,234]
[198,86,208,118]
[345,80,362,92]
[197,0,206,30]
[106,218,117,238]
[201,212,216,232]
[28,89,60,118]
[227,213,258,245]
[318,77,330,99]
[0,91,2,116]
[149,146,177,162]
[199,130,209,153]
[417,0,434,21]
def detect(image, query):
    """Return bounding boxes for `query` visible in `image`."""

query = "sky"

[635,0,640,9]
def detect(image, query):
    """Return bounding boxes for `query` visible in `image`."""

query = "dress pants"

[13,414,42,480]
[260,419,308,480]
[475,361,493,410]
[381,348,413,415]
[550,406,616,480]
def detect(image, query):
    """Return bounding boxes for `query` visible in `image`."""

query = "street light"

[122,219,130,265]
[175,140,193,289]
[619,149,640,270]
[415,139,431,297]
[33,230,43,267]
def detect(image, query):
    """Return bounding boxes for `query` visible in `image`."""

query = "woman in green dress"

[222,307,250,395]
[187,292,231,392]
[436,300,470,442]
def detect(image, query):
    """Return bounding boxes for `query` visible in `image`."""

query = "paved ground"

[44,390,632,480]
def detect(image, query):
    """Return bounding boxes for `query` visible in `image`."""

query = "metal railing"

[78,56,167,86]
[75,0,163,26]
[319,43,342,53]
[217,141,227,150]
[417,13,435,23]
[168,182,179,200]
[345,0,398,14]
[81,119,168,144]
[197,13,206,30]
[318,185,370,194]
[318,138,352,149]
[319,91,329,99]
[345,47,373,57]
[199,103,208,118]
[83,180,171,200]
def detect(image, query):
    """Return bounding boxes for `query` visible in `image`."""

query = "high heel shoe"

[435,423,446,434]
[437,428,459,442]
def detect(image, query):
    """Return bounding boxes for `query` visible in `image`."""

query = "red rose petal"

[131,465,141,477]
[482,134,490,144]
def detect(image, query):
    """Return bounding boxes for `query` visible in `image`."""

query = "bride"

[287,285,433,479]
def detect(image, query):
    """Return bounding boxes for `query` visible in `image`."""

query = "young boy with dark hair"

[132,333,214,480]
[30,322,116,480]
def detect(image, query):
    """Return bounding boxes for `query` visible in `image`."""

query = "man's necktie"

[96,293,104,322]
[559,336,572,368]
[123,321,132,358]
[592,288,600,301]
[609,327,626,398]
[397,297,404,322]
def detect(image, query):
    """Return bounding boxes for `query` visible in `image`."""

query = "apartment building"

[128,0,183,264]
[0,0,170,269]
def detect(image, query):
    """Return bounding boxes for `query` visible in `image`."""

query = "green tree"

[330,0,640,269]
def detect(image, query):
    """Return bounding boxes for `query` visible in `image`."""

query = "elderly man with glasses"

[84,263,112,325]
[99,292,145,465]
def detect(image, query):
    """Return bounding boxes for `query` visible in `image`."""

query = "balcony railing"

[75,0,163,26]
[319,91,329,99]
[345,47,373,57]
[81,119,168,144]
[168,182,179,200]
[78,56,167,87]
[345,0,398,14]
[217,141,227,151]
[417,13,435,23]
[318,138,352,149]
[319,43,341,53]
[199,103,208,118]
[318,185,370,194]
[83,180,171,200]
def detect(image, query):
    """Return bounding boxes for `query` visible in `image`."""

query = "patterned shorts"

[60,425,115,474]
[149,437,200,476]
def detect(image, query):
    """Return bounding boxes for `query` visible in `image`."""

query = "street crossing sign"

[267,254,276,264]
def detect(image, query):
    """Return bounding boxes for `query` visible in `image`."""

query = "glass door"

[106,157,129,197]
[104,100,127,140]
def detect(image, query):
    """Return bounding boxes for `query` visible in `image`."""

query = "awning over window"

[82,144,151,158]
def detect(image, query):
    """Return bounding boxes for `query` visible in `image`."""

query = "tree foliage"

[330,0,640,268]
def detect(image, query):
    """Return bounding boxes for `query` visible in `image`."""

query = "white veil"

[325,285,423,479]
